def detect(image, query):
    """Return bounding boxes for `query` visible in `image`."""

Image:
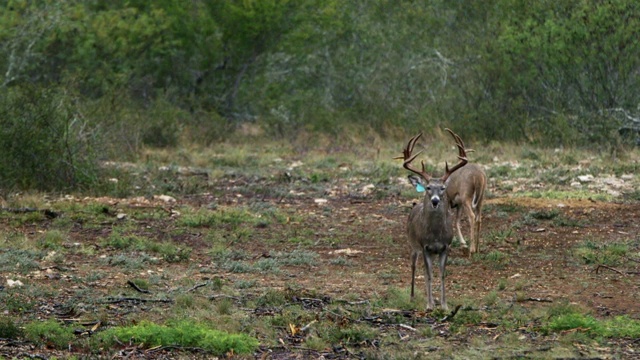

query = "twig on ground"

[440,304,462,322]
[127,280,151,294]
[209,294,241,301]
[524,297,553,303]
[103,297,173,304]
[146,345,206,354]
[300,320,317,333]
[594,264,626,276]
[334,299,369,306]
[0,207,59,218]
[625,256,640,264]
[16,353,48,360]
[187,282,208,292]
[398,323,417,332]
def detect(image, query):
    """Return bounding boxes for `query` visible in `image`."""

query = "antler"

[441,128,468,182]
[395,133,432,181]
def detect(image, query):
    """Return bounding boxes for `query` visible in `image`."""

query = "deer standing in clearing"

[398,129,468,310]
[446,160,487,255]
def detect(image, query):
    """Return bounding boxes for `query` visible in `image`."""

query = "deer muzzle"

[430,195,441,208]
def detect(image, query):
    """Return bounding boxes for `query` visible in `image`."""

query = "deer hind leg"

[473,209,482,254]
[472,193,484,254]
[455,206,467,248]
[410,252,418,299]
[463,202,476,254]
[422,251,435,310]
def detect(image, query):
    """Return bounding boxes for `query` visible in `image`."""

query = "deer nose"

[430,196,440,208]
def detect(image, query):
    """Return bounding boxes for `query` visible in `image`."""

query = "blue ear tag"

[415,183,425,193]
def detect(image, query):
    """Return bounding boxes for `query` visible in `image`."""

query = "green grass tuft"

[545,313,640,338]
[23,319,75,350]
[177,207,257,229]
[100,320,258,355]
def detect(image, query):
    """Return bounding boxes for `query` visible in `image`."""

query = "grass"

[574,238,633,266]
[544,310,640,338]
[23,319,75,350]
[0,137,638,358]
[478,250,509,269]
[177,206,258,230]
[101,228,190,263]
[98,320,259,355]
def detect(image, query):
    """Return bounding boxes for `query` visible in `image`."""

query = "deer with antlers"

[398,129,468,310]
[446,162,486,255]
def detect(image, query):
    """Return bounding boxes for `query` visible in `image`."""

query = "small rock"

[6,279,23,288]
[155,195,176,203]
[314,198,328,205]
[361,184,375,195]
[116,213,127,220]
[577,175,594,183]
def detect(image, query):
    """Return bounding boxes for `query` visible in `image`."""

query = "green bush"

[0,317,21,338]
[0,85,102,191]
[23,319,75,349]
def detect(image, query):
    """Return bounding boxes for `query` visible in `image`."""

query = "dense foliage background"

[1,0,639,190]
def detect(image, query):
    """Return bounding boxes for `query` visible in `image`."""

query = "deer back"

[445,163,486,208]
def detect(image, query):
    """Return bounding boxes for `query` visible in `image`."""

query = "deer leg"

[410,252,418,299]
[422,251,435,310]
[455,206,467,248]
[438,250,449,310]
[464,202,476,254]
[473,210,483,254]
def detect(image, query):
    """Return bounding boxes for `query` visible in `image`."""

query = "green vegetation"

[99,321,259,355]
[0,3,639,355]
[23,319,75,350]
[545,313,640,338]
[1,1,640,192]
[101,228,190,263]
[177,207,257,229]
[574,239,632,266]
[0,317,21,339]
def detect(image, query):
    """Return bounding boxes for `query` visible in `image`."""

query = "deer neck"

[421,193,450,225]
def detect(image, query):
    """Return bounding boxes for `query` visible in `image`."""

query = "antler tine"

[448,129,476,154]
[397,133,431,180]
[442,128,468,182]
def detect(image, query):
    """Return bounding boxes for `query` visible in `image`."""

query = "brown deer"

[446,162,487,255]
[397,129,468,310]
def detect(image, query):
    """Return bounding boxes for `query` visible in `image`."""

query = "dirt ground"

[207,188,640,319]
[1,170,639,359]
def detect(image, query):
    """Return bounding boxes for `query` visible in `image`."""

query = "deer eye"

[440,186,446,191]
[426,186,431,191]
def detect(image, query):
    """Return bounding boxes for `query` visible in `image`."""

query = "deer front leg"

[423,251,435,310]
[438,251,449,310]
[410,252,418,299]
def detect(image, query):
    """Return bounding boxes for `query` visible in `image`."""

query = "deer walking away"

[446,162,487,255]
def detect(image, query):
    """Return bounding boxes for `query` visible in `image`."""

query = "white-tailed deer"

[446,162,487,255]
[397,129,468,310]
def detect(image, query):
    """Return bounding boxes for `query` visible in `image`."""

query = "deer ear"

[408,175,425,192]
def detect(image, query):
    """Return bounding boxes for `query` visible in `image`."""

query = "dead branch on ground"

[127,280,150,294]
